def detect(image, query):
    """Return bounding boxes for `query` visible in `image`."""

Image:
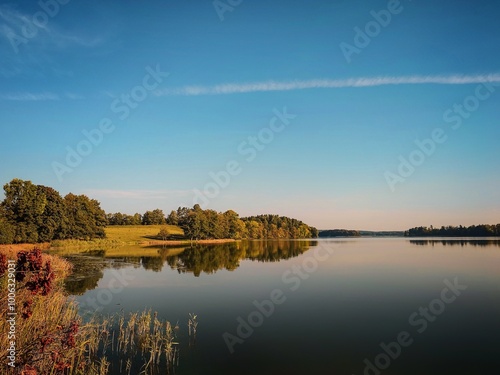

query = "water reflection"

[54,240,317,293]
[409,239,500,247]
[51,238,500,375]
[166,240,316,276]
[62,253,137,295]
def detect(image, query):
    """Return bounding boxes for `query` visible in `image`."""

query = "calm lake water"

[51,238,500,374]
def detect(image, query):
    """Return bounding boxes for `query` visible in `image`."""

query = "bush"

[158,227,171,241]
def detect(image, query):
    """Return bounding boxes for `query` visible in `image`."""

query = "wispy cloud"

[64,92,85,100]
[0,92,85,101]
[84,189,192,200]
[0,5,102,49]
[0,4,104,79]
[0,92,60,101]
[156,74,500,96]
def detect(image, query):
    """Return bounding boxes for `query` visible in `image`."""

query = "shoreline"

[144,238,237,246]
[0,238,238,252]
[0,242,51,252]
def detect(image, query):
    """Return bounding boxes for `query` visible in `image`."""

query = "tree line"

[172,206,318,240]
[106,209,170,226]
[318,229,360,237]
[405,224,500,237]
[108,207,318,240]
[0,179,106,244]
[0,179,318,244]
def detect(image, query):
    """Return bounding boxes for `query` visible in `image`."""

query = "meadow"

[51,225,237,250]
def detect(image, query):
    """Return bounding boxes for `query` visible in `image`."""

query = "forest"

[319,229,360,237]
[0,179,107,244]
[0,178,317,244]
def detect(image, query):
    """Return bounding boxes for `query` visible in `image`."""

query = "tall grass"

[79,309,182,374]
[0,248,94,374]
[0,248,195,375]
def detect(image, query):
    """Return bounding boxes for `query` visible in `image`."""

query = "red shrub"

[0,253,7,276]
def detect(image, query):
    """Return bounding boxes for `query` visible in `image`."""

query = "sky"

[0,0,499,230]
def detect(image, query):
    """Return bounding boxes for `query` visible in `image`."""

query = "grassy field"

[16,225,235,250]
[103,225,236,246]
[50,225,185,249]
[105,224,185,243]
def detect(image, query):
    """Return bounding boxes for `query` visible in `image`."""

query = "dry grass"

[50,226,237,251]
[0,243,51,252]
[0,247,193,374]
[50,238,123,249]
[50,225,185,249]
[0,248,88,374]
[105,225,184,244]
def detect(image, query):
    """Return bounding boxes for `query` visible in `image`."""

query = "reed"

[188,313,198,347]
[0,248,196,375]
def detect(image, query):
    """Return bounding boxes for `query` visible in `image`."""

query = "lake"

[50,238,500,374]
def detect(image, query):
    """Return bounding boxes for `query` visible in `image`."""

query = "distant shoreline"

[0,238,238,252]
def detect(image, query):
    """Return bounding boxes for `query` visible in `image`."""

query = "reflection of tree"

[64,272,103,295]
[165,244,243,277]
[410,239,500,247]
[134,247,188,272]
[141,256,166,272]
[61,253,136,294]
[165,240,316,277]
[60,241,318,292]
[241,240,316,262]
[62,255,107,295]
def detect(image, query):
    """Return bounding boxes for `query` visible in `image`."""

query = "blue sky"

[0,0,499,230]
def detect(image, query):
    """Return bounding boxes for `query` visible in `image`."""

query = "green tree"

[108,212,125,225]
[132,213,142,225]
[0,216,15,244]
[183,206,207,241]
[234,219,248,239]
[36,185,68,242]
[223,210,240,239]
[205,209,222,239]
[246,220,264,239]
[142,209,166,225]
[1,179,46,243]
[166,210,178,225]
[296,224,312,238]
[64,193,107,240]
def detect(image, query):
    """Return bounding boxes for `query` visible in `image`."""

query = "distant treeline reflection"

[410,239,500,247]
[62,240,317,294]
